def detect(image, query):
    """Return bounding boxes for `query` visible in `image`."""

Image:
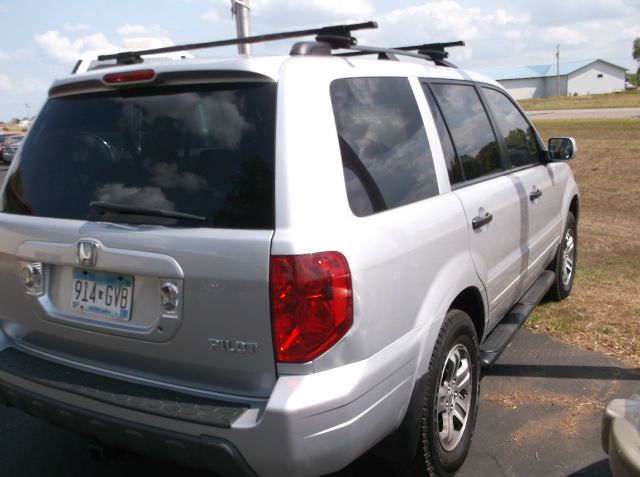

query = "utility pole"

[24,103,31,119]
[556,44,560,96]
[231,0,251,55]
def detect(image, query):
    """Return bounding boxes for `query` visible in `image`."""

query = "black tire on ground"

[546,211,577,301]
[401,309,480,477]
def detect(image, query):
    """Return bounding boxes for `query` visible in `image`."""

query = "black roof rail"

[97,21,378,65]
[337,40,465,67]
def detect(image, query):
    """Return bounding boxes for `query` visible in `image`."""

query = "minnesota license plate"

[71,269,133,320]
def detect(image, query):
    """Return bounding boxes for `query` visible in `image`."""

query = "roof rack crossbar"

[98,21,378,64]
[395,41,465,55]
[336,40,465,67]
[338,45,430,60]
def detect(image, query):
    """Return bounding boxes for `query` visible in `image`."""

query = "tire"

[546,211,577,301]
[402,309,480,477]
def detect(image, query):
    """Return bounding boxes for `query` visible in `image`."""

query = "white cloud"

[117,23,149,35]
[149,162,208,191]
[526,0,636,26]
[202,0,375,25]
[544,26,588,46]
[95,184,175,211]
[263,0,374,18]
[64,22,90,32]
[35,30,118,63]
[0,74,13,91]
[20,78,49,93]
[623,26,640,38]
[0,50,9,61]
[366,0,530,62]
[201,9,223,22]
[122,37,175,50]
[116,24,175,50]
[381,2,482,41]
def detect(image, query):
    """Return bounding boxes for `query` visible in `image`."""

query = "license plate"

[71,269,134,320]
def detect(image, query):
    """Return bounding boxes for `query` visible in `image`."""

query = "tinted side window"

[422,84,464,185]
[430,83,502,181]
[482,87,541,167]
[331,77,438,217]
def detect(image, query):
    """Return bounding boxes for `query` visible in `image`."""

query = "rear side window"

[430,83,502,181]
[331,77,438,217]
[1,83,276,229]
[482,87,542,167]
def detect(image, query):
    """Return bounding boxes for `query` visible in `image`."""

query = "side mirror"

[548,137,577,161]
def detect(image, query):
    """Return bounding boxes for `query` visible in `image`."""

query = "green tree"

[634,38,640,76]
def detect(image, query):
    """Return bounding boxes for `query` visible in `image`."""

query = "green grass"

[519,90,640,111]
[527,118,640,366]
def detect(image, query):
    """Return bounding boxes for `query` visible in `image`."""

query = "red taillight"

[103,69,155,84]
[270,252,353,363]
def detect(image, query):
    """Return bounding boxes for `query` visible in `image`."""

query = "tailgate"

[0,79,278,398]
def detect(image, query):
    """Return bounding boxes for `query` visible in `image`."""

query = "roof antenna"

[231,0,252,55]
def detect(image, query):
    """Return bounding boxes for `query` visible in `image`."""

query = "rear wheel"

[546,211,577,301]
[402,309,480,477]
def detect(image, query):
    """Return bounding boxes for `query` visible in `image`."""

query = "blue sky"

[1,0,639,121]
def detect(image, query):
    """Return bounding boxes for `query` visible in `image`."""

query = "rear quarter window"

[330,77,438,217]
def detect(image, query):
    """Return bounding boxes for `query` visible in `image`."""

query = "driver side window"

[482,87,542,168]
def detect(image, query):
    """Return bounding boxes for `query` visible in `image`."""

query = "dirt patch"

[484,391,604,412]
[484,391,605,442]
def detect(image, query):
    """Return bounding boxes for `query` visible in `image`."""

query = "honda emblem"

[77,240,99,268]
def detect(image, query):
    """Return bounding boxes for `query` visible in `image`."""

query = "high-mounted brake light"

[103,69,155,84]
[270,252,353,363]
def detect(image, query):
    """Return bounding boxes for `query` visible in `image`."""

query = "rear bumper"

[0,321,436,477]
[0,379,257,476]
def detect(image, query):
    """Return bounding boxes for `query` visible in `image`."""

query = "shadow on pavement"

[567,458,612,476]
[485,364,640,380]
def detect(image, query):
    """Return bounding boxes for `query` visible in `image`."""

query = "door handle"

[472,212,493,230]
[529,189,542,201]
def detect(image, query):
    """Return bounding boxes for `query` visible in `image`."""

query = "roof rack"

[336,41,465,67]
[94,20,465,69]
[97,21,379,65]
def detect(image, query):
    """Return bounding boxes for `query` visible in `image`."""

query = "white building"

[475,60,627,100]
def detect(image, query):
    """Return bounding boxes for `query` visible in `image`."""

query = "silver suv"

[0,22,578,477]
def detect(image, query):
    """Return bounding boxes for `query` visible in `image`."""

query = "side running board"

[479,271,555,367]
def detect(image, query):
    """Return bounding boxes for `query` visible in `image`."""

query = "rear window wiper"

[90,201,206,222]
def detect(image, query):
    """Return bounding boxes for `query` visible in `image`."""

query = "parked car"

[0,133,19,164]
[2,135,23,164]
[0,22,579,477]
[602,389,640,477]
[625,81,638,90]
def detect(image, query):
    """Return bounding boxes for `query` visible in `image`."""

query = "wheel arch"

[372,286,486,463]
[569,194,579,222]
[449,287,486,343]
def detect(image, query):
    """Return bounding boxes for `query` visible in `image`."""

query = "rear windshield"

[1,83,276,229]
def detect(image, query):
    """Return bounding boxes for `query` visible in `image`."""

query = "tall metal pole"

[231,0,252,55]
[556,44,560,96]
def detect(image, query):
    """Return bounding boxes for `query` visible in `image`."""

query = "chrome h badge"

[77,240,99,268]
